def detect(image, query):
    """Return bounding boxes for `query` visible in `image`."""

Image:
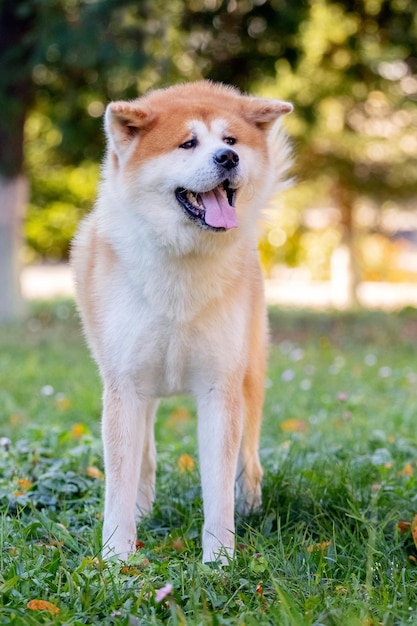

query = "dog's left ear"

[105,101,155,157]
[243,98,293,129]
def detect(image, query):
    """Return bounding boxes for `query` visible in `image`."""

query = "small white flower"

[290,348,304,362]
[365,354,377,366]
[40,385,54,396]
[378,366,392,378]
[0,437,11,451]
[282,369,295,382]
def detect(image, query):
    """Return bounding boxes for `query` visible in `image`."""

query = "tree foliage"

[2,0,417,270]
[262,0,417,278]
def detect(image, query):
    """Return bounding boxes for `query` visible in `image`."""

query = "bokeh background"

[1,0,417,317]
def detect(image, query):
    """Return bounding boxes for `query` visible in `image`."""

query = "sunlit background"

[2,0,417,314]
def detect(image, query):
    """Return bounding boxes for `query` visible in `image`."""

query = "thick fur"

[71,81,292,563]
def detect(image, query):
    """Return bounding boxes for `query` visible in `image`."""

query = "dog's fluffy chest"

[100,241,248,397]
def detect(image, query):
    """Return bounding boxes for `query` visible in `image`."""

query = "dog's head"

[102,81,292,245]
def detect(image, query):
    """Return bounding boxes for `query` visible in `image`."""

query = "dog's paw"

[102,520,137,562]
[235,487,262,517]
[202,526,235,565]
[202,544,234,566]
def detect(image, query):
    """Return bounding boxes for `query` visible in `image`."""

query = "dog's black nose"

[214,148,239,170]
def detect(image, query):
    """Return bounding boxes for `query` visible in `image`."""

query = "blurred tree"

[257,0,417,304]
[0,0,148,318]
[179,0,308,90]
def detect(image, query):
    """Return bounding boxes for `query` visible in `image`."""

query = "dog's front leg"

[101,380,150,561]
[197,385,243,564]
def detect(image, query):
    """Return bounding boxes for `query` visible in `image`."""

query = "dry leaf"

[399,462,413,477]
[172,538,185,552]
[255,582,264,596]
[398,520,411,534]
[307,541,332,553]
[9,414,22,426]
[280,419,307,433]
[17,478,32,491]
[27,599,60,615]
[169,407,192,425]
[86,466,104,479]
[120,566,142,576]
[55,395,71,410]
[71,423,87,438]
[178,454,195,472]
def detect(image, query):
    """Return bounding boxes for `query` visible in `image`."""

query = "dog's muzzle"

[175,179,238,231]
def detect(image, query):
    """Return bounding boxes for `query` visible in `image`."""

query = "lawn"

[1,301,417,625]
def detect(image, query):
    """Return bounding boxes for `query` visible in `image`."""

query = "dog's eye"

[223,137,236,146]
[179,138,198,150]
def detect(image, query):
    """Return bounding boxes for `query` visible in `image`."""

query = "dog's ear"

[105,101,155,156]
[243,98,293,129]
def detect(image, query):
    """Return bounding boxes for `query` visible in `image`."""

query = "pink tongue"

[200,187,238,230]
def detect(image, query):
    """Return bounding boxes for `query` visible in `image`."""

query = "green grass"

[1,301,417,624]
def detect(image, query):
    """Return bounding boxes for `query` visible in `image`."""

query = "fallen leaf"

[120,566,142,576]
[86,466,104,479]
[172,538,185,552]
[169,407,192,425]
[136,540,145,550]
[17,478,32,491]
[27,599,60,615]
[307,541,332,553]
[9,414,22,426]
[398,520,411,534]
[178,454,195,472]
[280,419,307,433]
[256,582,264,596]
[55,394,71,410]
[71,423,88,438]
[399,462,413,477]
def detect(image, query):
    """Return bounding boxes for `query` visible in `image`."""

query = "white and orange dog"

[71,81,292,563]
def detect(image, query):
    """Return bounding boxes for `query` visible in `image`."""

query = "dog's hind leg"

[135,399,159,521]
[235,287,267,516]
[101,379,153,561]
[235,366,264,515]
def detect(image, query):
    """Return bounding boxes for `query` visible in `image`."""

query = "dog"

[71,81,292,564]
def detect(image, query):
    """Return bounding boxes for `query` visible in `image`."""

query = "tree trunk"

[0,175,27,319]
[0,1,36,319]
[331,183,361,309]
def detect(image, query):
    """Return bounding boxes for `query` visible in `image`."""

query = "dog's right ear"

[105,101,155,157]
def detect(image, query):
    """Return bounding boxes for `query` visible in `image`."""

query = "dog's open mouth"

[175,180,237,231]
